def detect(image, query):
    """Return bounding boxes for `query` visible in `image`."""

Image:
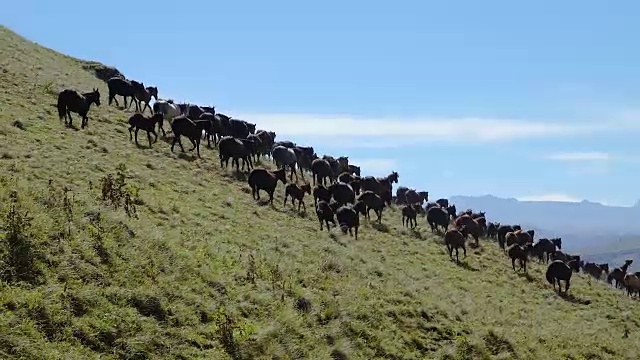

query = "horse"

[56,88,101,129]
[152,99,181,136]
[107,77,140,108]
[128,113,163,148]
[608,259,633,289]
[132,85,158,114]
[545,259,580,294]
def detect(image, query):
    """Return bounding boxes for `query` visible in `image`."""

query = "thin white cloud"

[242,113,598,139]
[517,193,582,203]
[545,152,611,161]
[226,111,640,149]
[348,158,398,176]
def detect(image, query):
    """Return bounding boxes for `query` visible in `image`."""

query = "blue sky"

[3,1,640,206]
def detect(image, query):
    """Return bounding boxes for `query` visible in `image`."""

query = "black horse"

[546,259,580,294]
[107,77,142,108]
[56,88,101,129]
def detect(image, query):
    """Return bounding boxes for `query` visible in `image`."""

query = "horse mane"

[167,99,174,104]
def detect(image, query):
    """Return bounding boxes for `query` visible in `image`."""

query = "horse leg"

[147,130,153,148]
[129,126,134,141]
[565,279,570,293]
[178,137,186,153]
[110,94,120,107]
[171,136,181,153]
[134,128,140,145]
[188,138,197,151]
[159,119,166,137]
[511,258,516,271]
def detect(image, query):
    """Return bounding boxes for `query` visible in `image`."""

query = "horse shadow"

[410,229,423,239]
[134,142,153,150]
[517,272,536,282]
[328,232,347,247]
[159,136,174,145]
[176,152,198,162]
[64,122,80,131]
[270,205,288,214]
[255,199,274,207]
[453,260,479,272]
[369,222,389,233]
[229,171,247,182]
[468,242,481,249]
[558,292,591,305]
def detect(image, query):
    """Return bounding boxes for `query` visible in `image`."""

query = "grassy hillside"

[1,25,640,360]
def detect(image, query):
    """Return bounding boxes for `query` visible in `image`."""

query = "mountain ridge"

[449,194,640,252]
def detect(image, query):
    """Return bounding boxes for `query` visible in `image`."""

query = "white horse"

[152,99,182,136]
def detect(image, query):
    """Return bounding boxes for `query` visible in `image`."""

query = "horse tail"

[57,92,66,120]
[545,265,554,285]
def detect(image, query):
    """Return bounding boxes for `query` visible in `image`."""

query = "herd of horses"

[53,74,640,300]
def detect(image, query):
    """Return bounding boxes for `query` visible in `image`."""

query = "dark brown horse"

[107,77,140,108]
[583,262,609,280]
[56,88,101,129]
[128,113,163,148]
[133,85,158,114]
[546,259,580,294]
[360,171,399,206]
[608,259,633,288]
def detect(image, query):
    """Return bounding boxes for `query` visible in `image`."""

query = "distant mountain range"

[448,195,640,260]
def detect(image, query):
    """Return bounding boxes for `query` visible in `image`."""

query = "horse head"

[93,88,101,106]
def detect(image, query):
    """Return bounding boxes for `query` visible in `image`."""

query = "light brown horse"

[133,85,158,114]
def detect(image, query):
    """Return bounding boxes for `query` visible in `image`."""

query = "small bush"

[0,190,43,284]
[99,163,139,218]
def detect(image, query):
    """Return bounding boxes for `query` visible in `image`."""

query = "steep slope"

[1,25,640,360]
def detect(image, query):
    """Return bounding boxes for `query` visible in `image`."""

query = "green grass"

[1,25,640,360]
